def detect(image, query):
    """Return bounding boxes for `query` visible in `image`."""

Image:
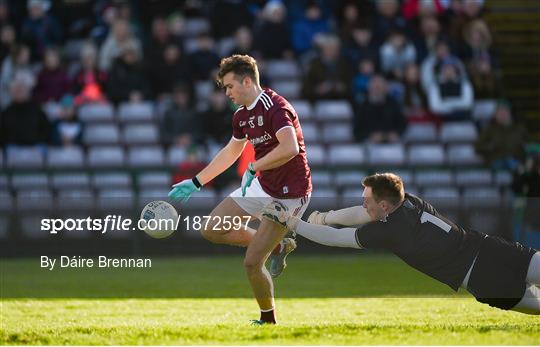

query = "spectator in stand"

[449,0,485,41]
[353,75,406,143]
[210,0,254,40]
[72,42,107,106]
[21,0,62,61]
[227,26,254,57]
[380,30,416,79]
[148,43,191,100]
[301,34,352,101]
[160,83,199,148]
[413,15,445,64]
[401,0,445,20]
[51,94,82,146]
[343,24,379,69]
[199,86,233,146]
[421,39,466,90]
[0,0,14,29]
[253,1,293,60]
[187,33,220,81]
[291,2,330,55]
[99,18,141,71]
[167,12,186,44]
[372,0,408,46]
[337,1,361,41]
[351,58,375,104]
[0,44,35,109]
[0,24,15,62]
[106,40,148,104]
[0,75,52,146]
[461,19,501,98]
[512,154,540,230]
[145,17,179,71]
[401,63,428,117]
[427,57,474,120]
[475,102,527,171]
[33,47,70,104]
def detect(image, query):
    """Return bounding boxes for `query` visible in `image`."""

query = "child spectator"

[380,30,416,79]
[72,42,107,106]
[52,94,82,146]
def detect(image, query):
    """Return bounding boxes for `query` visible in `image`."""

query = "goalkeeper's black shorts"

[467,235,537,310]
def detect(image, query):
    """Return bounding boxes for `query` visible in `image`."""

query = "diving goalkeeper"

[262,172,540,315]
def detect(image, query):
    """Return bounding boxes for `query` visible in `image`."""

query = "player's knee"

[243,256,264,273]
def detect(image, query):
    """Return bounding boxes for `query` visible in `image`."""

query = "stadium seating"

[300,122,319,144]
[407,144,445,166]
[0,174,8,189]
[314,100,353,121]
[463,187,501,208]
[93,172,132,189]
[341,188,364,207]
[439,122,478,143]
[6,146,45,168]
[415,170,454,187]
[79,103,115,122]
[423,187,460,208]
[167,146,188,166]
[11,174,49,189]
[56,189,95,210]
[322,123,353,143]
[403,123,437,143]
[271,80,301,99]
[0,191,13,211]
[447,144,483,166]
[265,60,301,80]
[122,124,160,145]
[335,171,367,188]
[47,147,85,168]
[137,172,171,188]
[128,146,165,167]
[367,143,406,166]
[306,144,326,166]
[16,189,54,211]
[83,124,121,145]
[97,188,135,210]
[51,173,91,190]
[117,102,154,122]
[88,146,125,168]
[290,100,313,119]
[328,144,365,166]
[311,171,333,187]
[455,170,492,186]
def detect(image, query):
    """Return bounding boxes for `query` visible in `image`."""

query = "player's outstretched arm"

[308,206,371,227]
[168,138,246,202]
[197,137,247,185]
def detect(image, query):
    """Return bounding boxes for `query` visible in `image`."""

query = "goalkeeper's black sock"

[260,308,276,324]
[271,242,283,255]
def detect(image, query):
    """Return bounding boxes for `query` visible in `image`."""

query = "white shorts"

[230,177,311,220]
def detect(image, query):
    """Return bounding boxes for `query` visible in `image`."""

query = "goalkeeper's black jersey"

[355,193,487,291]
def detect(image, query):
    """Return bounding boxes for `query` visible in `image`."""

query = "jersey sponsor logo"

[283,186,289,194]
[248,116,255,128]
[257,115,264,126]
[249,132,272,146]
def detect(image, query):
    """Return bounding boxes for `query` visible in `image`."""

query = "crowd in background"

[0,0,536,197]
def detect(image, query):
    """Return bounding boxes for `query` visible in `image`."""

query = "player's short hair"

[362,173,404,206]
[216,54,260,87]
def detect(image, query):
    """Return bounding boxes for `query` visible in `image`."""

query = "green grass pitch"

[1,254,539,345]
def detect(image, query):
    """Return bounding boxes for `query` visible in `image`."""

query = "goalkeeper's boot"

[268,237,297,278]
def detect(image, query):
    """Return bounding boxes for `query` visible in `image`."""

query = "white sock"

[325,206,371,227]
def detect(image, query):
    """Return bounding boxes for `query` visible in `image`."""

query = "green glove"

[241,162,256,197]
[168,177,201,203]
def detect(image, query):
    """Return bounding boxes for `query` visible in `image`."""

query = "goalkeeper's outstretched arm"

[309,206,371,227]
[295,219,362,249]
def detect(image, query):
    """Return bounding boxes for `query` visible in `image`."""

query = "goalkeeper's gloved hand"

[307,210,332,225]
[168,177,202,203]
[262,200,300,231]
[241,162,256,197]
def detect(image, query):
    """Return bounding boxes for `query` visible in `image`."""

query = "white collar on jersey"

[246,90,264,110]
